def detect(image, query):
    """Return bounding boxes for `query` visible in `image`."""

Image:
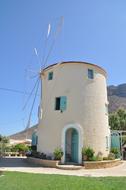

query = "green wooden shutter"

[32,132,37,146]
[48,72,53,80]
[60,96,67,111]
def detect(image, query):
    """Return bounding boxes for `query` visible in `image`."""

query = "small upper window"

[48,72,53,80]
[88,69,94,79]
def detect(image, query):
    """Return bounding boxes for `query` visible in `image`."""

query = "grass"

[0,172,126,190]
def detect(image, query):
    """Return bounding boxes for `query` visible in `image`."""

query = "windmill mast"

[24,16,64,136]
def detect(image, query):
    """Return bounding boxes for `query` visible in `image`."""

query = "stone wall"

[84,159,122,169]
[27,157,59,168]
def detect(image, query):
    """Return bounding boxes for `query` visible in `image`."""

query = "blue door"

[111,132,121,158]
[71,129,78,163]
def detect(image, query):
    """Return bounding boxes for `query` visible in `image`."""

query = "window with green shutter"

[55,96,67,112]
[48,71,53,80]
[88,69,94,79]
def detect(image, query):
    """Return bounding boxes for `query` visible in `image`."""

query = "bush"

[31,145,37,151]
[89,156,97,161]
[12,143,29,153]
[28,151,47,159]
[88,156,103,161]
[96,152,103,161]
[108,153,115,160]
[40,152,47,159]
[103,157,109,160]
[96,156,103,161]
[53,148,63,160]
[111,148,120,158]
[30,151,37,157]
[82,147,95,161]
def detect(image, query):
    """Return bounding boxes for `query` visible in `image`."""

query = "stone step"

[57,164,83,170]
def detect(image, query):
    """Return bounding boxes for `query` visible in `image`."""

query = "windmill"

[23,16,64,140]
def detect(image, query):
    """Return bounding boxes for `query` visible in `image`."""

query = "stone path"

[0,157,126,177]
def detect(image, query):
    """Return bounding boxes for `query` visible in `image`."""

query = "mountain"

[108,83,126,112]
[9,124,38,141]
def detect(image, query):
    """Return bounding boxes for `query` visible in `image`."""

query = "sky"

[0,0,126,135]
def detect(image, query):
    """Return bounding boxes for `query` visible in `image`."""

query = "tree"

[0,135,9,156]
[1,136,9,144]
[0,135,2,142]
[14,143,29,153]
[109,112,120,130]
[109,108,126,130]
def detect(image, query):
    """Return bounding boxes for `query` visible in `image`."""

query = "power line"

[22,77,40,110]
[0,87,40,96]
[0,119,24,126]
[0,87,30,95]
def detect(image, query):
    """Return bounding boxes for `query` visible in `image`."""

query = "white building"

[37,61,110,164]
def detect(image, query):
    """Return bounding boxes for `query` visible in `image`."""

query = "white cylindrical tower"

[37,61,110,164]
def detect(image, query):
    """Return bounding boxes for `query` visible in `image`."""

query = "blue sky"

[0,0,126,135]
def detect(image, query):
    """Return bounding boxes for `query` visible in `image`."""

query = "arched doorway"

[61,123,83,164]
[65,128,78,163]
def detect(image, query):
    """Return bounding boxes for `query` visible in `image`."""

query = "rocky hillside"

[9,124,38,140]
[108,83,126,112]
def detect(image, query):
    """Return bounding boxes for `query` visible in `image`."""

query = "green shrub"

[89,156,97,161]
[111,148,120,158]
[103,157,109,160]
[11,143,29,154]
[96,152,103,161]
[89,156,103,161]
[96,156,103,161]
[53,148,63,160]
[108,152,115,160]
[82,147,95,161]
